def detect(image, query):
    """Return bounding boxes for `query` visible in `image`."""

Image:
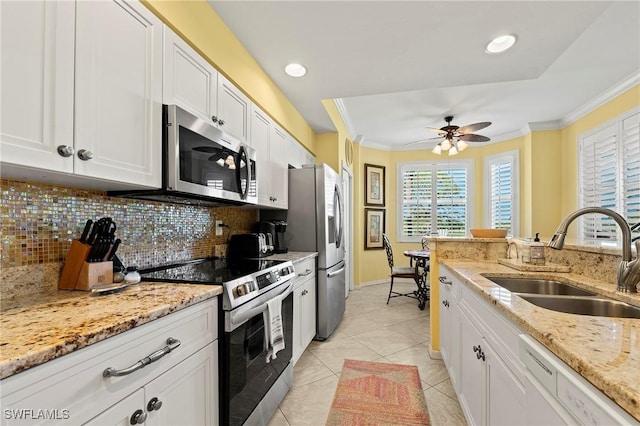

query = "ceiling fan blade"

[406,136,443,145]
[457,122,491,134]
[459,133,490,142]
[425,127,447,135]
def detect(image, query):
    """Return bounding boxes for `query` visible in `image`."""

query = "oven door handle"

[230,282,294,328]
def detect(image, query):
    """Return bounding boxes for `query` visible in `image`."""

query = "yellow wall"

[142,0,316,153]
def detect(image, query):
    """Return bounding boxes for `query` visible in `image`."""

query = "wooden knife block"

[58,239,92,290]
[75,262,113,291]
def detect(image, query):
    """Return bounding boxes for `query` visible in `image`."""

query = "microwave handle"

[236,145,249,200]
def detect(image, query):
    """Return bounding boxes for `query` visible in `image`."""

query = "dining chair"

[382,233,418,304]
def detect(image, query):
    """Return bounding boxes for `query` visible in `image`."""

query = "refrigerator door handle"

[334,183,343,249]
[327,267,345,278]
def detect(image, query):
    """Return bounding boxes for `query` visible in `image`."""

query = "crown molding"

[561,71,640,127]
[333,98,357,140]
[528,120,563,131]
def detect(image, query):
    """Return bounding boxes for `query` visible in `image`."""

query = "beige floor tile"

[292,351,334,388]
[310,342,382,374]
[433,378,457,400]
[278,375,339,425]
[386,315,431,343]
[384,343,451,387]
[352,326,425,356]
[267,408,290,426]
[423,388,468,426]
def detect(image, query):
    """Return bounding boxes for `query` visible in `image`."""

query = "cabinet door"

[163,27,218,123]
[292,284,305,364]
[458,310,484,426]
[74,0,162,187]
[269,125,288,209]
[145,343,218,426]
[485,343,526,426]
[0,0,75,173]
[250,106,271,206]
[217,75,250,143]
[83,389,145,426]
[301,277,317,350]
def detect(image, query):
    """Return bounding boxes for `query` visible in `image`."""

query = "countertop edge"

[439,259,640,421]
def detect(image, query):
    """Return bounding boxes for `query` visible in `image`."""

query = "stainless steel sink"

[518,295,640,319]
[484,276,597,296]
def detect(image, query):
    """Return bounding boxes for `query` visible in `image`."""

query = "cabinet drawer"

[293,257,316,288]
[1,299,217,425]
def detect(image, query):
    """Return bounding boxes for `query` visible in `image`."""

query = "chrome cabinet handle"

[103,337,181,378]
[147,397,163,412]
[218,118,225,126]
[130,409,147,424]
[298,269,313,277]
[439,276,452,286]
[57,145,74,157]
[302,289,308,296]
[211,115,219,123]
[77,149,94,161]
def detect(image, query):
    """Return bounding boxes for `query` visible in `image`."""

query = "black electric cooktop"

[139,257,285,284]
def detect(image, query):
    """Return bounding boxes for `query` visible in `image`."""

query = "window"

[578,109,640,244]
[397,160,473,242]
[484,151,519,236]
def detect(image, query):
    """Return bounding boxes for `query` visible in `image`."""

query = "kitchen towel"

[263,295,285,363]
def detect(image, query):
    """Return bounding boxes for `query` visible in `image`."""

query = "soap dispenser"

[530,233,545,265]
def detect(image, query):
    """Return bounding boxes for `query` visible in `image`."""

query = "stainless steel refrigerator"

[286,164,345,340]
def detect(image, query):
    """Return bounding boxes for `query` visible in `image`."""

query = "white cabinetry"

[163,27,218,123]
[217,75,251,143]
[250,105,288,209]
[438,271,459,393]
[292,257,317,365]
[0,299,218,426]
[287,137,315,169]
[439,266,526,426]
[1,0,163,189]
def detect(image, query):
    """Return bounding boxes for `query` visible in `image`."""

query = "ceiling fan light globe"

[432,145,442,155]
[441,139,452,150]
[449,146,459,156]
[457,140,469,152]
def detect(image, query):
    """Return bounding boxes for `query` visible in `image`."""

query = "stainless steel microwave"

[110,105,257,206]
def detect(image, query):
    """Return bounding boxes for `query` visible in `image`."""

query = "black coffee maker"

[271,220,288,253]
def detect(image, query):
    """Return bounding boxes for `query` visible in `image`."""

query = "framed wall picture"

[364,208,385,250]
[364,163,385,206]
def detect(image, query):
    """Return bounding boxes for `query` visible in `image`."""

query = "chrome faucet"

[548,207,639,293]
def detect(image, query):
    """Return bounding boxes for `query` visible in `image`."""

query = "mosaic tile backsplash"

[1,179,257,270]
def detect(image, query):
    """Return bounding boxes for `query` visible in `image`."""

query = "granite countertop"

[440,259,640,421]
[0,283,222,380]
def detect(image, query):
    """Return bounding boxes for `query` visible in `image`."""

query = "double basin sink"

[484,276,640,319]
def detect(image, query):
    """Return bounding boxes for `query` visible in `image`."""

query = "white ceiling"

[209,1,640,150]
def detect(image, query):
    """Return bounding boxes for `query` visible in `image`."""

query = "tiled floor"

[268,281,468,426]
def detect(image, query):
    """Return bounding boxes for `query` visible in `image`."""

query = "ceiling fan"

[412,116,492,155]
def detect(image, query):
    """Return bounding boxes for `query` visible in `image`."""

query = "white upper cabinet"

[216,75,251,143]
[0,0,75,173]
[163,26,218,123]
[287,136,315,169]
[250,105,288,209]
[0,0,162,189]
[74,0,162,187]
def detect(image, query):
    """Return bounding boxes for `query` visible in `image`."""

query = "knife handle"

[79,219,93,244]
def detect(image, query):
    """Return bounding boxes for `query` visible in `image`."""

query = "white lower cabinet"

[0,299,218,426]
[86,343,217,426]
[438,273,459,393]
[292,257,317,365]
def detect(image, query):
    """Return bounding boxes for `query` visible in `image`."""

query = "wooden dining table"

[402,249,431,310]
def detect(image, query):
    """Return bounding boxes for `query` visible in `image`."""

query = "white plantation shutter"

[579,109,640,243]
[622,113,640,228]
[485,151,518,236]
[398,161,472,242]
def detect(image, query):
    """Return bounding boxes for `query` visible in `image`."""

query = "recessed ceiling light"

[285,63,307,77]
[485,34,517,54]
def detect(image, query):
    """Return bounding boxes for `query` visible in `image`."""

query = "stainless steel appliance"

[253,221,276,254]
[286,164,345,340]
[109,105,257,206]
[139,257,295,426]
[271,220,288,253]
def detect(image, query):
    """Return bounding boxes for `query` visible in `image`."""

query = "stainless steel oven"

[139,257,295,426]
[109,105,257,206]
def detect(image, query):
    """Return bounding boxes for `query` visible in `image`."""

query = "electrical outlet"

[215,220,223,236]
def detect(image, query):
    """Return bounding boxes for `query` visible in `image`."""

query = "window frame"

[577,107,640,245]
[396,159,474,243]
[483,150,519,237]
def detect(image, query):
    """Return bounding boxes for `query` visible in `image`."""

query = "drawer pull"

[103,337,181,378]
[298,269,313,277]
[130,409,146,425]
[439,276,452,286]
